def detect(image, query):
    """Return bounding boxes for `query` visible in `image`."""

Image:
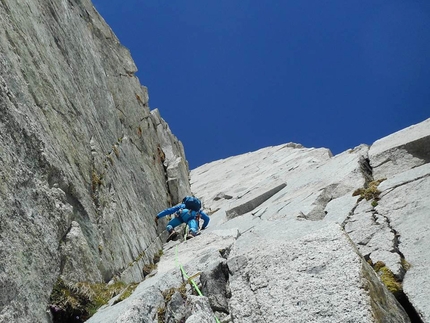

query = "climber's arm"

[199,210,210,230]
[156,203,185,219]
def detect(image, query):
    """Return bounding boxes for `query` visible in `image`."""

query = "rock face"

[1,0,429,322]
[227,226,408,323]
[88,118,430,323]
[87,230,238,323]
[0,0,190,322]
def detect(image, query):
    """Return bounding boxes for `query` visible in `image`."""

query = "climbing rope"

[175,245,221,323]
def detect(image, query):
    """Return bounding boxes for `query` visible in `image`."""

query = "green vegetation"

[352,178,386,206]
[157,305,166,323]
[401,258,411,271]
[107,153,114,165]
[50,247,165,321]
[91,171,103,191]
[157,284,188,323]
[113,145,120,157]
[370,259,412,299]
[112,283,139,305]
[153,249,163,264]
[49,278,137,322]
[371,261,402,297]
[135,250,145,262]
[143,263,156,276]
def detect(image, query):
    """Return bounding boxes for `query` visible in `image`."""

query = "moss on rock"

[49,278,137,322]
[372,261,402,298]
[113,283,139,305]
[352,178,386,206]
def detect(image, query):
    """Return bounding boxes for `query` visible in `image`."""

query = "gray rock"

[87,230,238,322]
[344,199,403,276]
[200,260,230,313]
[185,295,216,323]
[364,119,430,322]
[151,108,191,204]
[1,0,429,322]
[189,135,429,322]
[114,286,165,323]
[60,221,103,283]
[165,291,186,323]
[226,183,287,219]
[214,192,233,201]
[0,0,189,321]
[227,225,409,323]
[369,118,430,179]
[361,256,410,323]
[376,164,430,322]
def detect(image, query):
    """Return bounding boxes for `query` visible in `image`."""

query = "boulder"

[184,296,216,323]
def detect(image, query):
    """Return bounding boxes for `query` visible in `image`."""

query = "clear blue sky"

[92,0,430,169]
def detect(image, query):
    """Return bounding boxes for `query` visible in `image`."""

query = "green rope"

[175,245,221,323]
[184,225,189,241]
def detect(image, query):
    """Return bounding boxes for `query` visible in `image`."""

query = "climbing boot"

[186,231,200,240]
[166,230,178,242]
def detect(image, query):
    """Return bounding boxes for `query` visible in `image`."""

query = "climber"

[155,196,210,242]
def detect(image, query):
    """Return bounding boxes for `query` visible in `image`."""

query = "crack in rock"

[226,183,286,219]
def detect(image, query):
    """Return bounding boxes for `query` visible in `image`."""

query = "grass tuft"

[49,278,136,322]
[352,178,386,206]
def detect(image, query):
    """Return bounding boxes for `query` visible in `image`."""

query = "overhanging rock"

[369,118,430,179]
[226,183,287,219]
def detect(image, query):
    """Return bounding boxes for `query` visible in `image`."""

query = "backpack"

[182,196,201,212]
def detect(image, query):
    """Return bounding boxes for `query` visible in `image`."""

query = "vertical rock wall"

[0,0,190,322]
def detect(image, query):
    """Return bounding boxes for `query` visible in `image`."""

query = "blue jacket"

[157,203,210,229]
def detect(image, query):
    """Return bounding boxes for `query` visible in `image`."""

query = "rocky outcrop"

[369,118,430,179]
[227,225,409,323]
[150,109,191,205]
[0,0,190,322]
[86,230,238,323]
[87,118,430,323]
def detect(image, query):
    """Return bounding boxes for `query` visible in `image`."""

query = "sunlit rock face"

[0,0,189,321]
[188,119,430,323]
[87,119,429,323]
[1,0,429,322]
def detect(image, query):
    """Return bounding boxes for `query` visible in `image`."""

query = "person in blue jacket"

[155,199,210,241]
